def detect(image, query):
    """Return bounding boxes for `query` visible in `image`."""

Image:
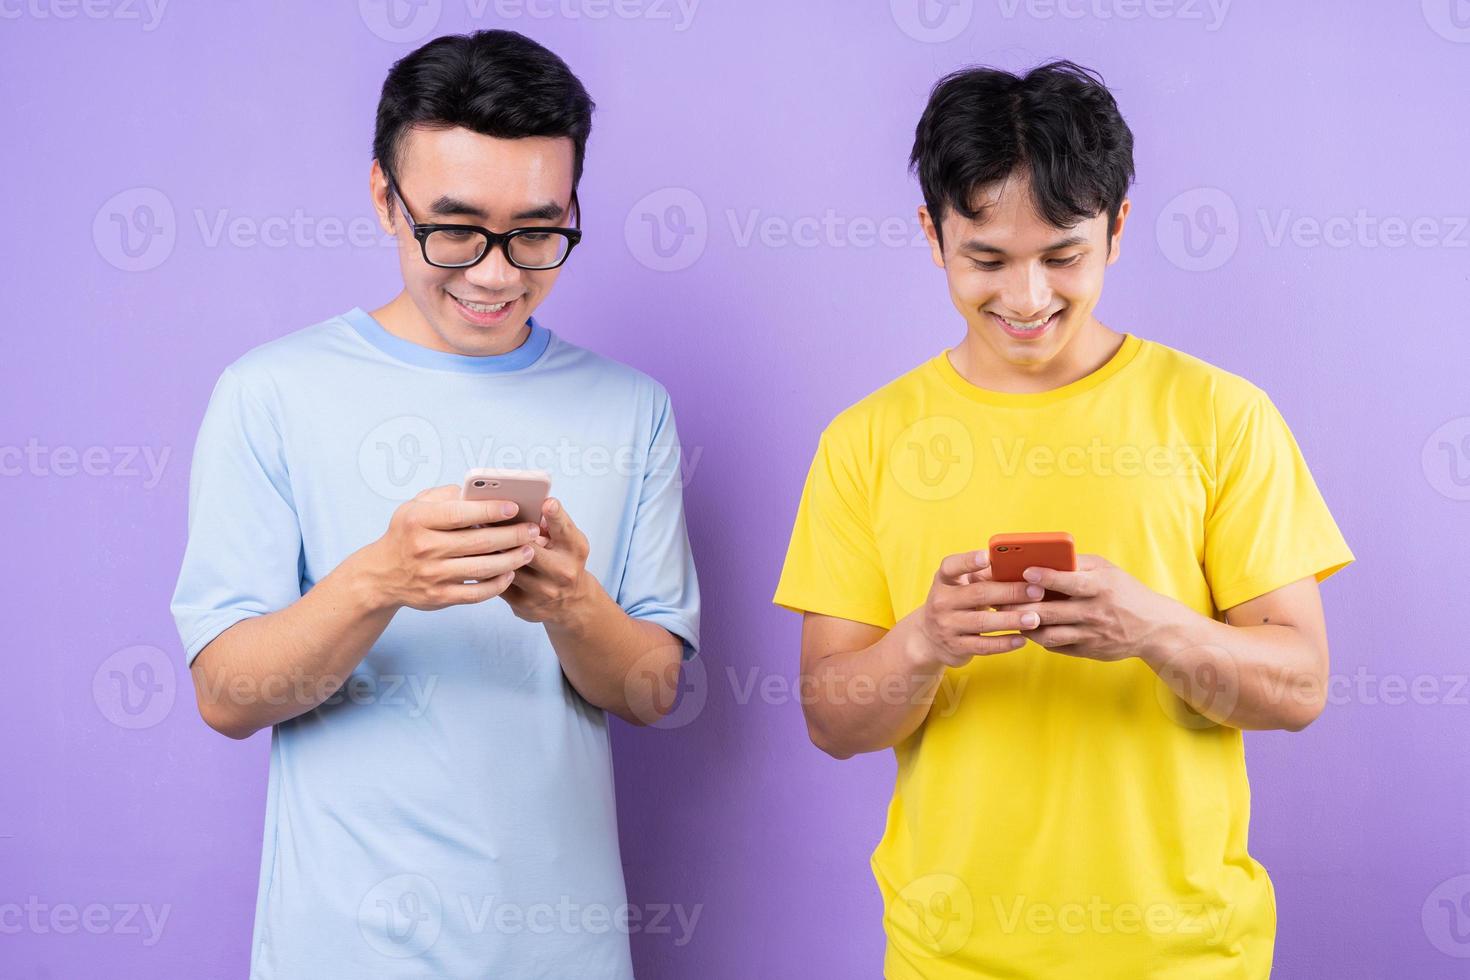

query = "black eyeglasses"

[387,177,583,271]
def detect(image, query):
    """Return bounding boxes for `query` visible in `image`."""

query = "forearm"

[190,545,399,738]
[1138,608,1326,731]
[801,613,948,759]
[545,582,686,726]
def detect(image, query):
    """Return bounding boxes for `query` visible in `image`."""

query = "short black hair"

[910,60,1135,248]
[373,30,595,196]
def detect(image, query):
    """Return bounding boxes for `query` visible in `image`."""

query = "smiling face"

[371,125,577,356]
[920,169,1131,389]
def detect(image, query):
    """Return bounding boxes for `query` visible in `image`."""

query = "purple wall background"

[3,1,1468,977]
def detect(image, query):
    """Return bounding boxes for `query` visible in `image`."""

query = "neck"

[950,316,1125,394]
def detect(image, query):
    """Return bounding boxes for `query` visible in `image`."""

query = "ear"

[370,160,395,235]
[918,205,945,269]
[1106,197,1131,266]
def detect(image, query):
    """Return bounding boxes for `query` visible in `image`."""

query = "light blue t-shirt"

[171,307,700,978]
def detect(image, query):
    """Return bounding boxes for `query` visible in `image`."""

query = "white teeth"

[455,296,510,313]
[999,312,1055,330]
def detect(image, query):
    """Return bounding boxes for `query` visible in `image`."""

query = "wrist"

[896,612,946,677]
[544,570,609,636]
[340,540,403,616]
[1136,599,1213,672]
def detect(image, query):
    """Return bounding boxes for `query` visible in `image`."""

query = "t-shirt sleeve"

[772,423,895,629]
[170,366,304,666]
[1203,388,1354,611]
[614,389,701,660]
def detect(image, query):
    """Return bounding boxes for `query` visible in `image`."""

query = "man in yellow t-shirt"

[774,61,1352,980]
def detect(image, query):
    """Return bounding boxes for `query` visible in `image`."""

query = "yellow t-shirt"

[773,334,1353,980]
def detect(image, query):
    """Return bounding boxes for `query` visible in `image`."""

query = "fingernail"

[1026,585,1044,600]
[522,546,535,559]
[1022,613,1040,629]
[1011,636,1025,648]
[1022,568,1041,584]
[501,503,517,517]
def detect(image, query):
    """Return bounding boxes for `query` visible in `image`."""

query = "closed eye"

[970,255,1082,271]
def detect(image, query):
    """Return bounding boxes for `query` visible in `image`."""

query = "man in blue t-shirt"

[170,30,699,978]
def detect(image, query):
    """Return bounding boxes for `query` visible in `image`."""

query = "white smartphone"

[460,467,552,525]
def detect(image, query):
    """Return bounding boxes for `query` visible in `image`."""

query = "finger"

[950,608,1042,633]
[415,484,462,502]
[949,578,1035,609]
[522,538,577,580]
[440,522,542,558]
[944,633,1028,660]
[424,497,521,530]
[1021,626,1085,649]
[540,497,582,547]
[990,601,1088,627]
[938,550,989,583]
[1076,554,1107,571]
[538,499,564,537]
[1021,566,1097,599]
[442,546,536,583]
[440,570,517,605]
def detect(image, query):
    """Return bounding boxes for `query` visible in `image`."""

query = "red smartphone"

[988,532,1076,601]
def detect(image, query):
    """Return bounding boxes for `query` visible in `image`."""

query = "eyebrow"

[957,234,1090,256]
[426,194,568,222]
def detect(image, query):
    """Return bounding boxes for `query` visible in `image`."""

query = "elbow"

[1279,682,1327,732]
[1281,698,1325,733]
[804,717,855,761]
[197,699,258,741]
[1280,657,1330,732]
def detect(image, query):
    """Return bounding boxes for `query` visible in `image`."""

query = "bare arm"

[503,497,686,726]
[1008,559,1331,731]
[798,550,1037,759]
[1141,578,1329,730]
[189,486,539,739]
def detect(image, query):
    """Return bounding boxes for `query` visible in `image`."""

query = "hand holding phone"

[461,468,552,528]
[988,532,1076,601]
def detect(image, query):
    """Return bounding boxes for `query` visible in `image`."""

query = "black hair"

[910,60,1135,248]
[373,30,595,199]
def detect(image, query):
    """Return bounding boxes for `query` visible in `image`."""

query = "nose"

[463,241,523,293]
[998,261,1052,319]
